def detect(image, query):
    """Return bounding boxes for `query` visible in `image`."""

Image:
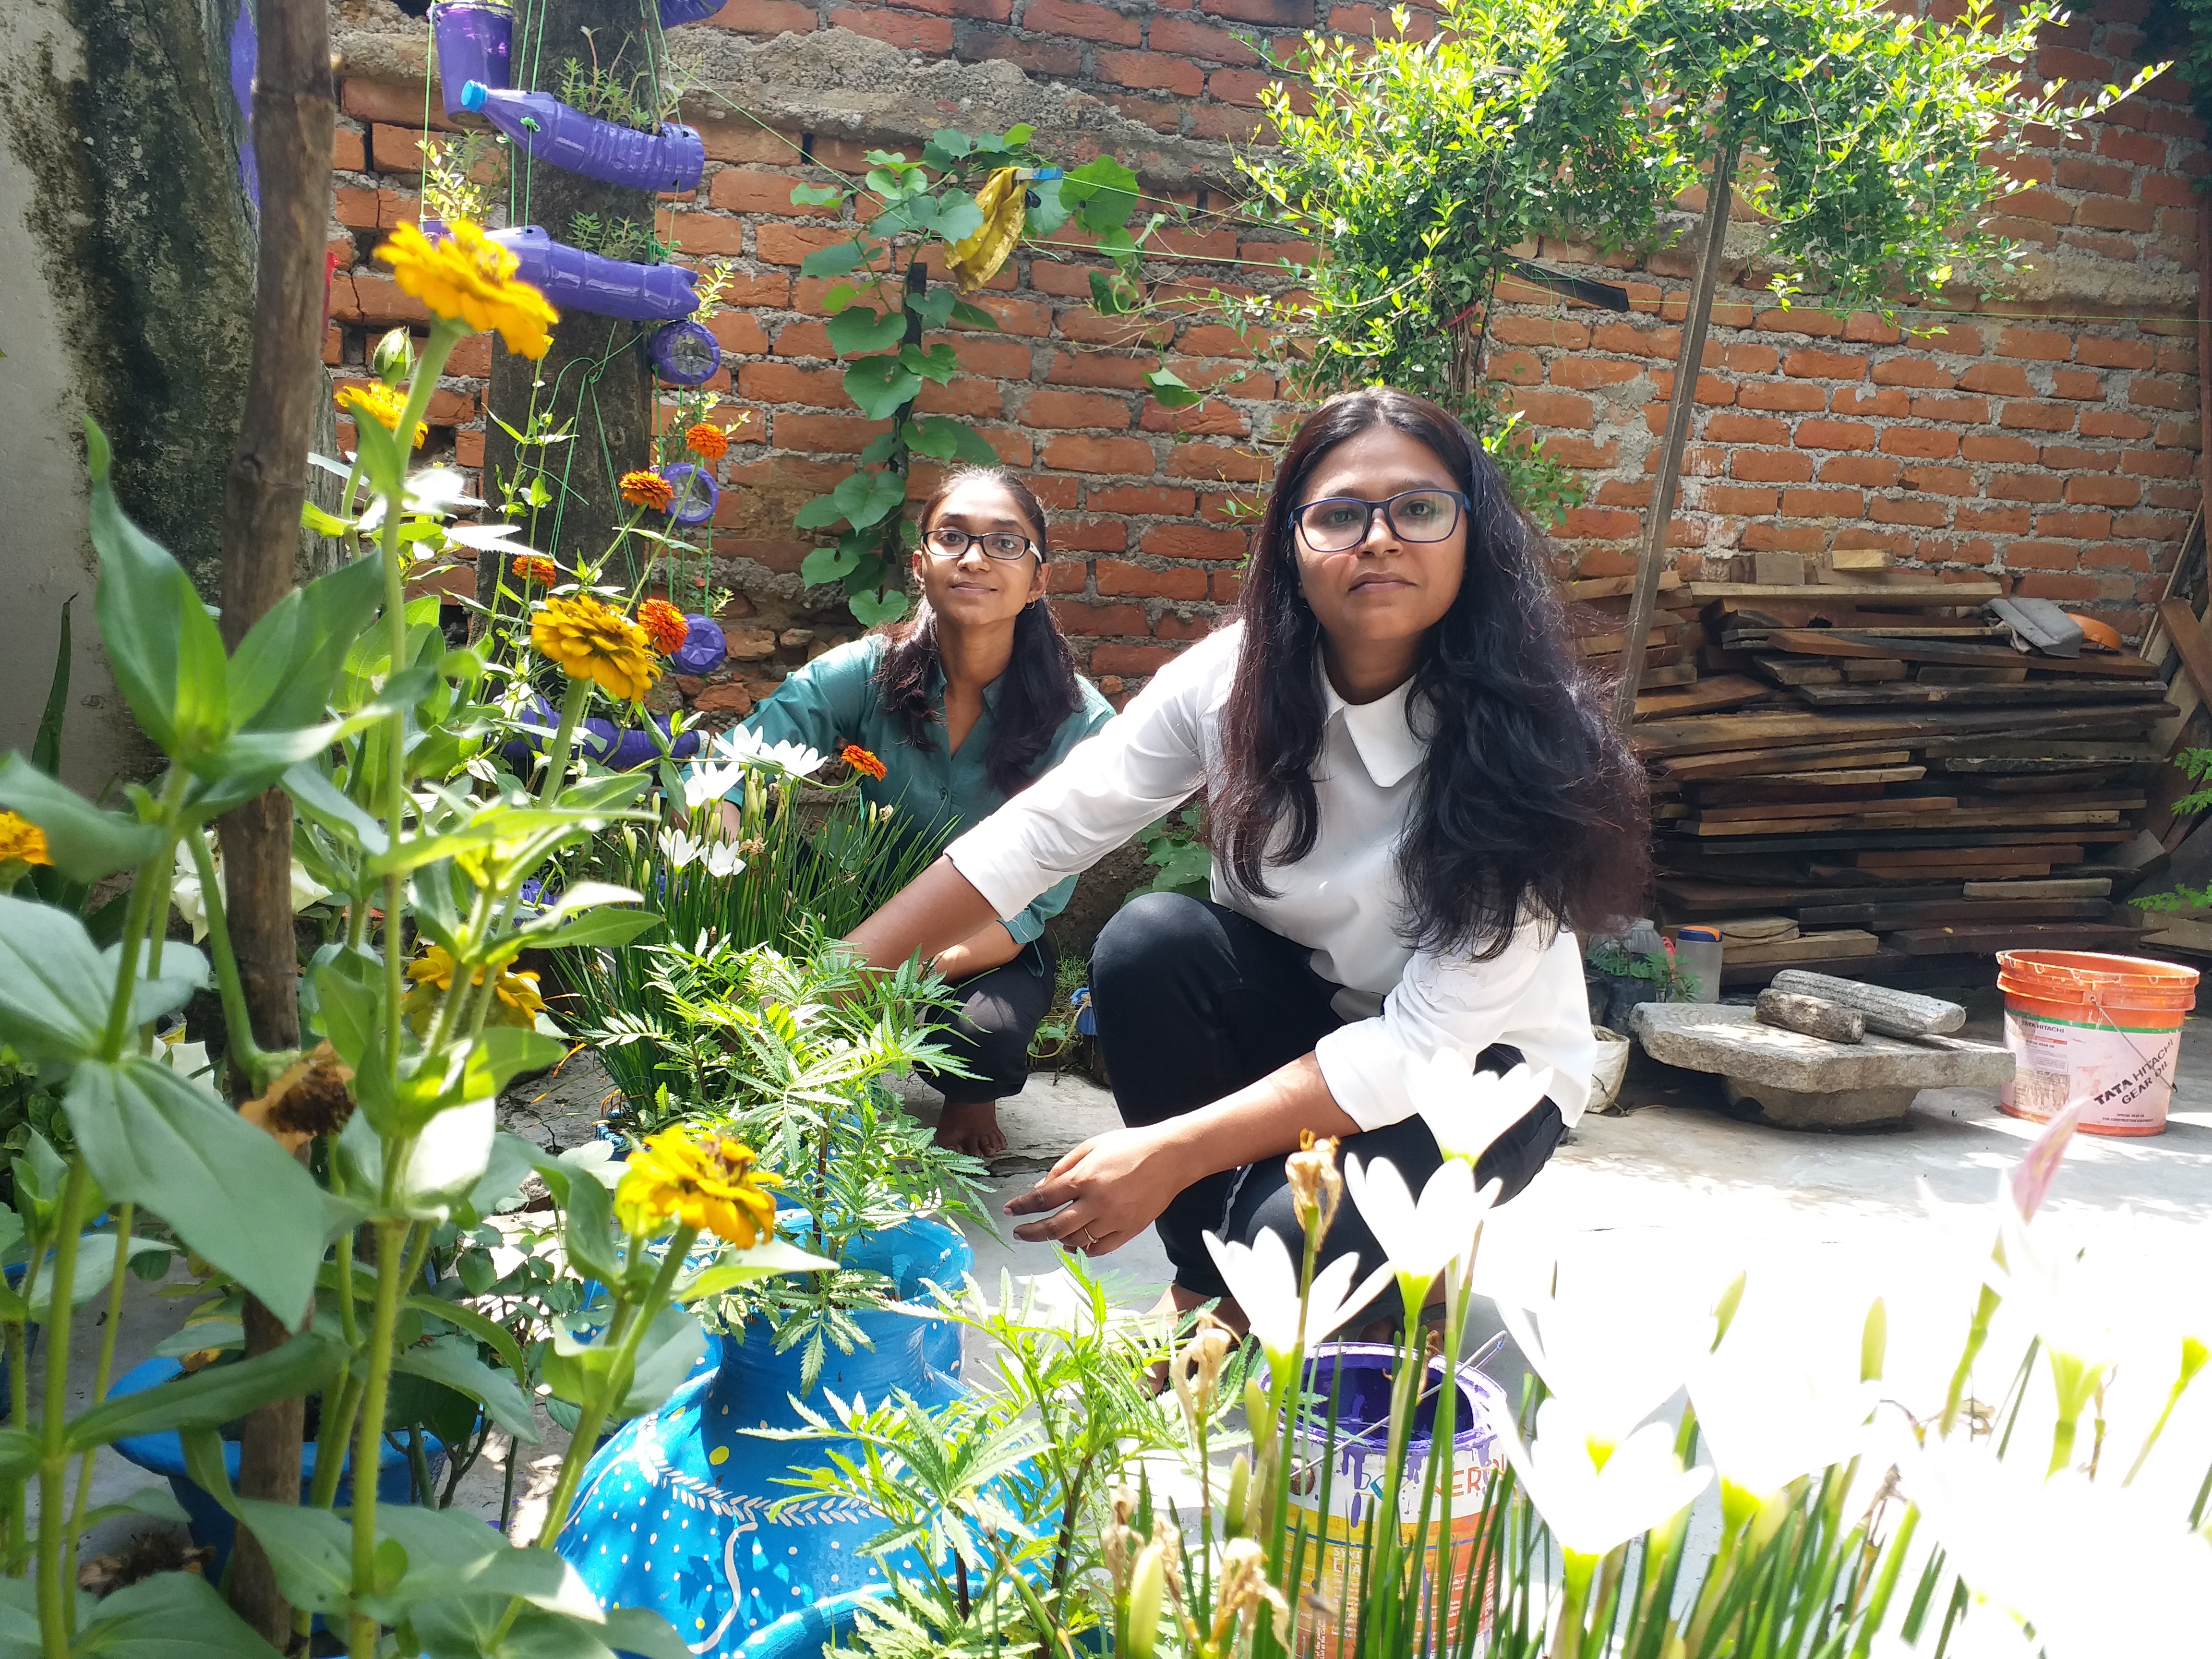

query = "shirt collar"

[1317,661,1427,787]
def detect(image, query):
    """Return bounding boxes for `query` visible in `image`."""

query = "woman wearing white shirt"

[848,388,1648,1322]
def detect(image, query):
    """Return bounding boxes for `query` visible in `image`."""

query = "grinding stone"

[1631,1002,2014,1095]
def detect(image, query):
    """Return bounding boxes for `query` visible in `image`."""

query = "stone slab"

[1722,1078,1920,1130]
[1632,1002,2014,1094]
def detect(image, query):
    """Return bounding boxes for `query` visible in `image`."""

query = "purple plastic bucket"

[661,463,719,528]
[432,3,511,119]
[650,318,722,387]
[671,615,728,676]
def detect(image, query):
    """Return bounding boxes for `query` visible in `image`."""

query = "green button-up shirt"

[742,636,1118,944]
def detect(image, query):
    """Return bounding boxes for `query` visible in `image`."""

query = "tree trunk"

[481,0,664,606]
[217,0,334,1643]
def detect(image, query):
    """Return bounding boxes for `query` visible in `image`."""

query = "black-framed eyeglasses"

[1292,489,1470,553]
[923,527,1038,563]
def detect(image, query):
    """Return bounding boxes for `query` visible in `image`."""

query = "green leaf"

[1145,367,1206,409]
[793,493,850,531]
[65,1056,327,1326]
[925,190,984,244]
[848,587,910,627]
[67,1332,345,1451]
[72,1571,286,1658]
[32,598,71,779]
[230,1499,353,1613]
[1088,268,1139,316]
[824,306,908,357]
[798,239,871,279]
[1023,177,1071,238]
[898,342,959,385]
[394,1336,541,1442]
[599,1609,694,1659]
[672,1238,837,1302]
[0,753,161,884]
[0,1430,37,1484]
[230,553,386,734]
[842,355,925,422]
[927,126,972,159]
[526,908,660,951]
[300,501,352,537]
[22,1232,169,1325]
[948,299,1000,330]
[85,418,229,759]
[556,1154,621,1285]
[800,544,861,589]
[830,468,908,531]
[902,418,959,462]
[1063,155,1140,236]
[408,1293,528,1381]
[0,894,109,1063]
[907,286,958,333]
[281,760,389,855]
[820,280,859,314]
[789,183,844,207]
[618,1306,705,1416]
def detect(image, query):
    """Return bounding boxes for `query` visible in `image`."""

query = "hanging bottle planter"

[501,695,702,774]
[431,3,512,119]
[555,1214,970,1652]
[660,462,719,528]
[462,83,704,195]
[657,0,727,27]
[671,615,728,677]
[651,318,722,387]
[487,227,701,322]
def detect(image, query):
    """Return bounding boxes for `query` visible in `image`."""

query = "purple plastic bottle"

[487,227,699,322]
[461,82,703,195]
[432,3,511,119]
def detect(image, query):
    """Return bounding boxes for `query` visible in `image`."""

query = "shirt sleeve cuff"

[1313,1019,1416,1133]
[945,831,1050,926]
[1001,908,1045,947]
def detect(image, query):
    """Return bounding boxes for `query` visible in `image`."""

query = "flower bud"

[1710,1270,1746,1352]
[1126,1541,1166,1659]
[1244,1375,1274,1440]
[1224,1449,1251,1538]
[1861,1297,1887,1383]
[1286,1129,1342,1243]
[373,326,417,386]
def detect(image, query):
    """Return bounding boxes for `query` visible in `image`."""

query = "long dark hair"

[1215,389,1649,959]
[875,468,1083,796]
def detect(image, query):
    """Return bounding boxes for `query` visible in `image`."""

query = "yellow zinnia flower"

[402,944,547,1034]
[377,219,558,360]
[335,381,428,449]
[0,812,49,868]
[531,592,661,703]
[615,1129,781,1246]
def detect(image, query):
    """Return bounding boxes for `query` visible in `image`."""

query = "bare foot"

[933,1100,1008,1159]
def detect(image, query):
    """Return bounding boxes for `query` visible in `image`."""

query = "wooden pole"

[217,0,334,1643]
[1612,141,1739,729]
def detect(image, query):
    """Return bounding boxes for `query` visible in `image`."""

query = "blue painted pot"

[108,1357,443,1575]
[555,1214,972,1655]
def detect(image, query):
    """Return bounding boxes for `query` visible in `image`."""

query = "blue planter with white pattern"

[554,1214,971,1655]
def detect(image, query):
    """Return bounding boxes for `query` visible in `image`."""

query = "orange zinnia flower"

[684,422,729,462]
[510,554,559,586]
[620,469,675,513]
[841,744,887,781]
[637,598,690,655]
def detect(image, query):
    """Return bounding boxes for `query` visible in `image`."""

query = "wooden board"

[1683,807,2121,838]
[1797,898,2112,929]
[1763,629,2160,679]
[1886,922,2144,956]
[1815,861,2054,882]
[1924,739,2165,763]
[1960,878,2113,898]
[1699,768,1927,795]
[1635,703,2158,760]
[1634,675,1771,720]
[1719,946,1917,988]
[1719,930,1881,965]
[1857,842,2089,865]
[2137,914,2212,954]
[1754,656,1844,686]
[1791,681,2167,709]
[1565,570,1681,602]
[1694,796,1958,824]
[2156,597,2212,706]
[1688,580,2002,604]
[1916,666,2028,685]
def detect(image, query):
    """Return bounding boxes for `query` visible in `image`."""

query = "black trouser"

[1092,893,1566,1303]
[916,933,1058,1106]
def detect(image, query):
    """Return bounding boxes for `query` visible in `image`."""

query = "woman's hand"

[929,921,1022,985]
[1004,1124,1184,1258]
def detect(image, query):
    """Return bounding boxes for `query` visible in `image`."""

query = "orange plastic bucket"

[1996,951,2199,1137]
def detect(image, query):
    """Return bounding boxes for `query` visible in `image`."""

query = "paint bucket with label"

[1996,950,2198,1137]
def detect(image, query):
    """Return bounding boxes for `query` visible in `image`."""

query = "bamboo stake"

[1612,141,1739,729]
[217,0,335,1643]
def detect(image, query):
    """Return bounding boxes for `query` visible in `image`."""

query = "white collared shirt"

[944,623,1597,1130]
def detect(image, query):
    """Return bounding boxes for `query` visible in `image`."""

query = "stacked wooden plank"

[1620,574,2167,986]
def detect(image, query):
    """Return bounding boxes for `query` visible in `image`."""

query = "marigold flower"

[637,598,690,656]
[376,219,558,360]
[402,944,547,1034]
[684,422,729,462]
[240,1040,356,1153]
[510,554,560,586]
[841,743,887,781]
[0,812,49,868]
[619,469,675,513]
[615,1129,782,1246]
[334,381,428,449]
[531,592,661,703]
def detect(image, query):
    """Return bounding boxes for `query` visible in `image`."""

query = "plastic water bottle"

[1673,926,1723,1003]
[462,83,704,195]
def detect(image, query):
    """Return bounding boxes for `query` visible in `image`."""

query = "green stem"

[185,831,275,1088]
[1937,1283,2000,1439]
[5,1321,25,1566]
[1549,1552,1594,1659]
[347,1217,410,1659]
[96,770,193,1062]
[34,1158,93,1655]
[63,1206,135,1592]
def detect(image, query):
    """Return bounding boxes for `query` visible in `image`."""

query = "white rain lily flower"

[1345,1154,1497,1300]
[1411,1051,1554,1167]
[1496,1268,1712,1449]
[708,725,826,778]
[681,757,748,811]
[702,840,745,879]
[1203,1226,1392,1378]
[1690,1310,1878,1511]
[1503,1395,1710,1562]
[658,829,704,869]
[169,840,331,944]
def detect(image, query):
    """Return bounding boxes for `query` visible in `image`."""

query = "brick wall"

[325,0,2205,720]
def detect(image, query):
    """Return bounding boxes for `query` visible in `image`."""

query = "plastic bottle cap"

[461,79,488,112]
[1678,926,1721,941]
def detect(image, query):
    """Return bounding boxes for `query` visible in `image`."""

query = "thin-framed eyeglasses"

[922,526,1038,563]
[1292,488,1470,554]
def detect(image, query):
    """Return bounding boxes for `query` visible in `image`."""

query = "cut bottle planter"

[108,1357,444,1575]
[490,227,700,323]
[463,83,704,195]
[671,615,728,676]
[556,1215,971,1654]
[432,3,512,118]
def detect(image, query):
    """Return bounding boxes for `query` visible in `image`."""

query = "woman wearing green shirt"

[728,468,1116,1156]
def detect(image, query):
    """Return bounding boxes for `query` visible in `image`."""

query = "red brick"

[1705,412,1790,445]
[2117,510,2194,539]
[1901,465,1974,496]
[1493,316,1591,350]
[1199,0,1312,20]
[1040,434,1155,474]
[1737,381,1826,413]
[1058,307,1176,348]
[1699,484,1778,514]
[1872,356,1956,389]
[2049,369,2106,400]
[2043,445,2124,473]
[1089,485,1196,516]
[2155,417,2204,449]
[2078,195,2155,232]
[1997,327,2072,362]
[829,8,953,49]
[1909,393,1989,423]
[2002,541,2084,572]
[1052,600,1151,636]
[914,379,1006,419]
[1870,496,1949,527]
[1729,449,1815,483]
[1558,507,1642,539]
[1845,313,1904,345]
[1022,0,1140,38]
[1780,488,1862,518]
[2037,510,2114,540]
[1783,348,1867,380]
[2096,126,2167,166]
[1754,308,1847,339]
[774,412,896,452]
[1962,434,2040,465]
[1098,50,1206,95]
[1212,67,1313,110]
[1141,398,1248,436]
[1141,523,1250,560]
[2065,475,2143,507]
[1957,503,2032,533]
[756,223,859,266]
[333,127,367,172]
[1186,105,1269,142]
[342,80,460,133]
[705,311,770,356]
[2013,573,2099,601]
[1096,559,1207,600]
[707,0,817,30]
[1592,320,1679,359]
[1794,419,1877,451]
[1829,387,1909,418]
[1150,13,1258,59]
[2155,343,2199,374]
[1088,643,1180,675]
[1042,350,1151,391]
[1548,358,1644,390]
[2124,448,2198,478]
[959,33,1083,73]
[1999,401,2077,433]
[1323,2,1436,38]
[1166,442,1272,483]
[2128,375,2194,411]
[331,273,429,326]
[1739,522,1827,552]
[739,361,850,406]
[1154,613,1219,643]
[2068,337,2152,375]
[1817,455,1902,487]
[2055,156,2132,193]
[1988,471,2065,503]
[1022,388,1134,429]
[708,168,834,216]
[1512,390,1595,429]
